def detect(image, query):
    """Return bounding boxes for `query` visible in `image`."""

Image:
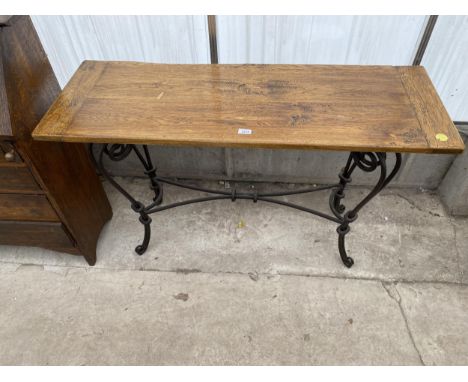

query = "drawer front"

[0,166,41,193]
[0,221,74,248]
[0,194,59,222]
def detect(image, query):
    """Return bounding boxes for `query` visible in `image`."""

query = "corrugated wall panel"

[217,16,426,64]
[422,16,468,121]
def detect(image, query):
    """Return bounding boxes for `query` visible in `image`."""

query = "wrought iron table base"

[91,144,402,268]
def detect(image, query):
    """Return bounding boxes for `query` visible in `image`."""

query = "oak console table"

[33,61,464,267]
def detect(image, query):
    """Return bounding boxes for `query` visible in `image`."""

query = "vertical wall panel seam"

[208,15,218,64]
[412,15,438,66]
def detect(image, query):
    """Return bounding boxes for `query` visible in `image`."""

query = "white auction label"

[238,128,252,135]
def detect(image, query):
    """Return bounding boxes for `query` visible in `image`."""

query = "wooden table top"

[32,61,464,154]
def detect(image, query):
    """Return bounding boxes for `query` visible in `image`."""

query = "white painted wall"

[422,16,468,121]
[216,16,426,65]
[31,16,210,87]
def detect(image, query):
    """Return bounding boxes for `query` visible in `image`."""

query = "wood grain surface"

[0,194,59,222]
[0,221,75,250]
[33,61,464,154]
[0,165,42,194]
[0,39,12,138]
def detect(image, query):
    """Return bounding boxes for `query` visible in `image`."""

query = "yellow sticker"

[435,133,448,142]
[237,219,246,229]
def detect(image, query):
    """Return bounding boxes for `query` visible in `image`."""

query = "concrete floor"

[1,177,468,365]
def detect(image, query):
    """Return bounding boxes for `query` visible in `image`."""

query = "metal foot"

[132,202,152,255]
[337,225,354,268]
[135,216,151,255]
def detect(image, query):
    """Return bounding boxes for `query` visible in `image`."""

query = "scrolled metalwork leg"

[90,143,155,255]
[332,152,402,268]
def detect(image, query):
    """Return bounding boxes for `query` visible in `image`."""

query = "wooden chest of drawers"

[0,142,75,252]
[0,16,112,265]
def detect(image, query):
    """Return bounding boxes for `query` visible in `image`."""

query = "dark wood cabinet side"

[0,16,112,265]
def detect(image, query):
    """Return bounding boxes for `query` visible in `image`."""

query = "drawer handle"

[4,149,15,162]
